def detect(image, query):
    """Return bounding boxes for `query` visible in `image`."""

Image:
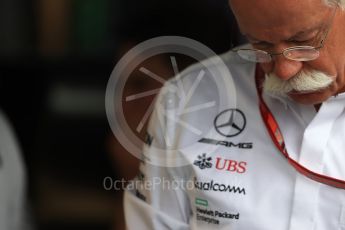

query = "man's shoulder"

[164,45,256,101]
[173,45,254,83]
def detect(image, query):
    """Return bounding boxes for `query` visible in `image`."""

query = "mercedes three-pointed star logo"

[214,109,246,137]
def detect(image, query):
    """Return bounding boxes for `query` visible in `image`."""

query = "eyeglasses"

[232,5,338,63]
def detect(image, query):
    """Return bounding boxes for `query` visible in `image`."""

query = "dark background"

[0,0,242,229]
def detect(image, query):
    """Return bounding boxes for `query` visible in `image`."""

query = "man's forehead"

[229,0,327,14]
[229,0,330,41]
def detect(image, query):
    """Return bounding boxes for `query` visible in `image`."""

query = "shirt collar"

[264,89,345,112]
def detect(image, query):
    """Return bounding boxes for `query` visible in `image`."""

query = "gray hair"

[324,0,345,9]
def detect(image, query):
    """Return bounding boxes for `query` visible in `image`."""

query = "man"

[124,0,345,229]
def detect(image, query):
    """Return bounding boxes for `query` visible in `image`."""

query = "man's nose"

[272,55,303,80]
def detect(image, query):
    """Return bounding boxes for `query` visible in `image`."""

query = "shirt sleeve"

[123,83,192,230]
[124,164,191,230]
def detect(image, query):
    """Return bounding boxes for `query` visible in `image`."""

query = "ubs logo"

[194,154,247,174]
[214,109,246,137]
[215,157,247,174]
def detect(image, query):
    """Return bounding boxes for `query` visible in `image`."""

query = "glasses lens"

[237,50,271,63]
[283,47,320,61]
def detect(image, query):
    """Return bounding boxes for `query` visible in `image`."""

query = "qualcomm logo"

[194,153,212,170]
[194,177,246,195]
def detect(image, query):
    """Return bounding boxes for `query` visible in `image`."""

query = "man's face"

[230,0,345,104]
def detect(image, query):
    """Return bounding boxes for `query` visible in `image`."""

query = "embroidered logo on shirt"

[194,197,240,225]
[194,153,213,169]
[195,197,208,207]
[214,109,246,137]
[194,177,246,195]
[194,154,248,174]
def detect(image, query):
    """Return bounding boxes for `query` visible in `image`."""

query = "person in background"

[0,109,30,229]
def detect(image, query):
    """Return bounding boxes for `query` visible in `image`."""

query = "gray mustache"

[263,70,334,96]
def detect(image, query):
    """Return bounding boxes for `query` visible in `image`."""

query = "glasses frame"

[232,4,338,63]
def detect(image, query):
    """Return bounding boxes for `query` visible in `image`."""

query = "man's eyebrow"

[244,34,272,45]
[288,26,320,40]
[243,33,261,42]
[243,25,321,43]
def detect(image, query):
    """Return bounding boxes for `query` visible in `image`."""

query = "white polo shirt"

[124,49,345,230]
